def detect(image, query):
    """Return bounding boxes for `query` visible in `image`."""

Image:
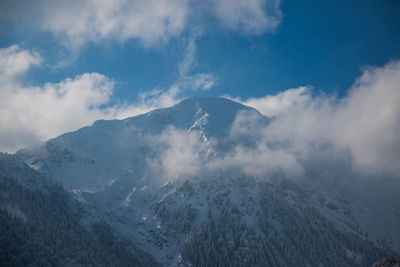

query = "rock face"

[13,97,399,266]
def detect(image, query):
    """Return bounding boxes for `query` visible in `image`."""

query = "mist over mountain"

[16,97,267,189]
[2,97,396,266]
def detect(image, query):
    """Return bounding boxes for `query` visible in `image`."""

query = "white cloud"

[333,62,400,175]
[211,0,282,34]
[148,124,302,179]
[178,73,217,91]
[0,45,217,153]
[148,126,212,178]
[227,86,313,117]
[236,61,400,177]
[0,45,41,77]
[212,143,303,178]
[0,70,115,152]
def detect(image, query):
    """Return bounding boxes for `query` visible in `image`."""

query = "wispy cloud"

[211,0,282,34]
[178,31,200,77]
[175,29,217,95]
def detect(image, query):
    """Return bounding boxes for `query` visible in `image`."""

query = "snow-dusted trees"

[0,154,160,266]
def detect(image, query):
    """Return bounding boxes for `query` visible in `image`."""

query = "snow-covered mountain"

[14,97,399,266]
[17,97,267,190]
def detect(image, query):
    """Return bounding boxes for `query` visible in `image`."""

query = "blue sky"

[1,0,400,152]
[2,0,399,97]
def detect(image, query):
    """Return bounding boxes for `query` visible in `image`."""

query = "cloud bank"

[2,45,399,182]
[234,61,400,178]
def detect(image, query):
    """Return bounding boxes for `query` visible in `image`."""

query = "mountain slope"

[14,97,398,266]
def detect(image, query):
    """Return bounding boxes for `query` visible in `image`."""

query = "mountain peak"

[177,96,249,108]
[174,96,256,117]
[166,96,260,138]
